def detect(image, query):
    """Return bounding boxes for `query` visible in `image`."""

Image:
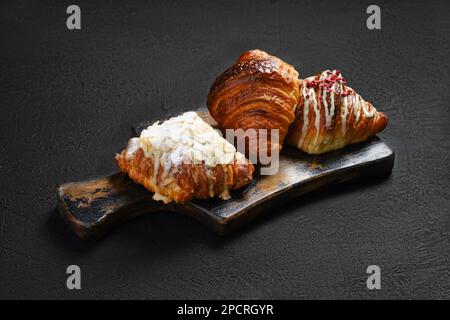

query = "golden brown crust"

[286,70,388,154]
[207,49,300,160]
[116,147,254,203]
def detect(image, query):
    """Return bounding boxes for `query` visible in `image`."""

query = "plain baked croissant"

[207,49,301,161]
[116,112,254,203]
[287,70,388,154]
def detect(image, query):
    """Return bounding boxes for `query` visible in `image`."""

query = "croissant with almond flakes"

[116,112,254,203]
[286,70,388,154]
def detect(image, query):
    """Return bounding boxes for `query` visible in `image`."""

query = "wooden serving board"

[58,110,394,239]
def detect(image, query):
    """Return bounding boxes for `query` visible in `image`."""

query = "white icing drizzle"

[322,90,328,126]
[331,70,344,93]
[322,89,336,129]
[298,70,378,146]
[297,86,310,147]
[330,90,335,120]
[341,95,348,135]
[311,88,320,143]
[362,100,377,118]
[125,138,140,160]
[320,71,334,129]
[353,95,361,122]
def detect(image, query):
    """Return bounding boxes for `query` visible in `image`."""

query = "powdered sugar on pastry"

[125,137,140,160]
[139,112,246,170]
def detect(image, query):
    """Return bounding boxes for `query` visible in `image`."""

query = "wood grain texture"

[58,119,394,238]
[1,0,449,299]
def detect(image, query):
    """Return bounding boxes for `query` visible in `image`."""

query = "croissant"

[207,49,301,161]
[116,112,254,203]
[287,70,388,154]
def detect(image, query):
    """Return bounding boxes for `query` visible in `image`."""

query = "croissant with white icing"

[207,49,301,160]
[286,70,388,154]
[116,112,254,203]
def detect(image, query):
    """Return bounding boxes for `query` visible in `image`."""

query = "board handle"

[57,173,183,239]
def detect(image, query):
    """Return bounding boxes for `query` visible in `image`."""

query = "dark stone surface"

[0,0,449,299]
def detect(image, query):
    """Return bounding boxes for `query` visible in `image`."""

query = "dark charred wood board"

[58,110,395,239]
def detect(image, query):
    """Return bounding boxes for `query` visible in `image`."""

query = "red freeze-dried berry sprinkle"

[304,70,347,95]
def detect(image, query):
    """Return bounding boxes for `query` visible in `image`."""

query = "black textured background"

[0,0,449,299]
